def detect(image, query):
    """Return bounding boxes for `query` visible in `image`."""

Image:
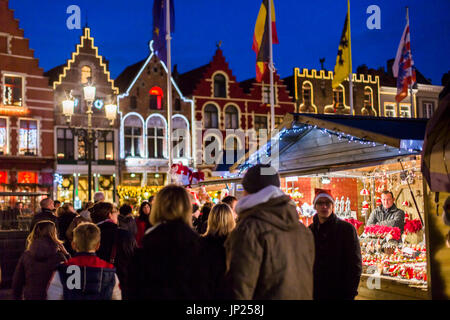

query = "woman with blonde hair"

[12,220,69,300]
[200,203,236,299]
[127,185,210,299]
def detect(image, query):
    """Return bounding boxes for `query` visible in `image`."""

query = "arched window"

[147,116,166,158]
[204,104,219,128]
[333,85,344,108]
[81,66,92,84]
[213,74,226,98]
[225,105,239,129]
[124,115,143,157]
[172,116,189,158]
[302,82,312,106]
[149,86,164,110]
[204,135,220,160]
[364,87,373,109]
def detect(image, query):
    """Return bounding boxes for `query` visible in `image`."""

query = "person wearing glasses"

[309,188,362,300]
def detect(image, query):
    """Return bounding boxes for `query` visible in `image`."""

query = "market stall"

[230,113,431,300]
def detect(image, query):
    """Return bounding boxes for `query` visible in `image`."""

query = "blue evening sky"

[8,0,450,85]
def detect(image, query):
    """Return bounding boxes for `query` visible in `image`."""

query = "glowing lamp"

[105,103,117,123]
[62,99,75,117]
[83,84,96,102]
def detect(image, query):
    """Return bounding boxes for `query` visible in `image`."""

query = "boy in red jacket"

[47,222,121,300]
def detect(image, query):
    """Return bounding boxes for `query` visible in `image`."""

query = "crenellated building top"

[294,67,379,84]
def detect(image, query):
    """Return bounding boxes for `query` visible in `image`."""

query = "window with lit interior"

[124,115,143,157]
[147,116,166,159]
[19,120,38,156]
[3,75,23,106]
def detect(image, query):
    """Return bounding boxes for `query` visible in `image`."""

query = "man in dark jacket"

[30,198,57,232]
[90,202,136,299]
[309,188,362,300]
[118,204,137,236]
[225,164,315,300]
[367,190,405,233]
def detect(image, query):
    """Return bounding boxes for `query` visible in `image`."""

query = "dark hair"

[221,196,237,206]
[200,204,212,223]
[148,195,155,203]
[119,204,132,216]
[242,164,280,194]
[90,202,114,224]
[192,203,199,213]
[382,190,394,199]
[138,201,152,229]
[54,200,61,206]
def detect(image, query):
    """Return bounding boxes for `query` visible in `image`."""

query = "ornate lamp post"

[62,80,117,201]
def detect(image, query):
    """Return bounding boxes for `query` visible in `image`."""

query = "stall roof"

[230,113,428,178]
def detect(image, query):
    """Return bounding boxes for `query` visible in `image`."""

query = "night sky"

[8,0,450,85]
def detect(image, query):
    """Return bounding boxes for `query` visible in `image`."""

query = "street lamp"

[62,80,117,202]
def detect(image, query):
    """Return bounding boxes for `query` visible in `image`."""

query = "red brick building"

[176,48,295,176]
[0,0,54,216]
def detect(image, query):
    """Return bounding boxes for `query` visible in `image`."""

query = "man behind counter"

[367,190,405,233]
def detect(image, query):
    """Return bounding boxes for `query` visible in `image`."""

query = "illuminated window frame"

[2,73,25,107]
[18,118,38,156]
[384,103,396,117]
[399,104,411,118]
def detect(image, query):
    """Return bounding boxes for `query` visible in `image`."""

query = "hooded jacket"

[12,238,67,300]
[224,185,315,300]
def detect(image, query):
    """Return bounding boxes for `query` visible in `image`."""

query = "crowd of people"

[9,164,363,300]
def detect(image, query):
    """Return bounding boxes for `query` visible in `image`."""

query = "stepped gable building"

[45,27,119,205]
[0,0,55,214]
[177,47,295,176]
[115,42,194,187]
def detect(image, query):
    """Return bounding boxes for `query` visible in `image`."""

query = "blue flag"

[152,0,175,65]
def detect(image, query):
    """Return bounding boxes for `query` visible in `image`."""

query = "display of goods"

[363,225,401,241]
[404,218,423,235]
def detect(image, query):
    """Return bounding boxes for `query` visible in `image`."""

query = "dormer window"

[149,86,163,110]
[213,74,226,98]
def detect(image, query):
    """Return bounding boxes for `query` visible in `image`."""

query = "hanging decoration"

[170,163,205,187]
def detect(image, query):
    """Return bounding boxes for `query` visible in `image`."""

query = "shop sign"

[18,171,38,184]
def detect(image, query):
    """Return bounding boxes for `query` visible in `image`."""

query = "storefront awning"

[231,113,428,176]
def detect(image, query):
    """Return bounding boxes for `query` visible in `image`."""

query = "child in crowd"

[47,222,121,300]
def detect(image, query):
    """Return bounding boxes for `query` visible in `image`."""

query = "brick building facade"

[0,0,54,215]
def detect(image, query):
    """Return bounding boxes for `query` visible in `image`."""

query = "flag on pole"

[152,0,175,65]
[332,0,352,89]
[252,0,278,82]
[392,21,416,103]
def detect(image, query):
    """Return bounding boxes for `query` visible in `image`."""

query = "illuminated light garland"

[239,124,422,174]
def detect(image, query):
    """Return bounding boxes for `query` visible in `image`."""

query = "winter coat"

[29,208,57,232]
[367,204,406,233]
[199,234,228,299]
[96,220,136,299]
[12,238,67,300]
[118,215,137,236]
[47,253,121,300]
[127,219,209,300]
[225,185,315,300]
[57,212,77,255]
[309,213,362,300]
[135,217,150,248]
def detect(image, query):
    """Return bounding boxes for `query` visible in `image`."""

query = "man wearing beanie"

[224,164,315,299]
[308,188,362,300]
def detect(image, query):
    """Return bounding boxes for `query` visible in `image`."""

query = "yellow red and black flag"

[252,0,278,82]
[332,0,352,89]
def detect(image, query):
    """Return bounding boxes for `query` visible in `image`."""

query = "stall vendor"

[367,190,405,233]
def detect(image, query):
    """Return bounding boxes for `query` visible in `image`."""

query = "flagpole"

[406,7,414,115]
[268,0,275,133]
[348,0,354,115]
[166,0,173,184]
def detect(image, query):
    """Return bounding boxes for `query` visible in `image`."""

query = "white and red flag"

[392,21,416,103]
